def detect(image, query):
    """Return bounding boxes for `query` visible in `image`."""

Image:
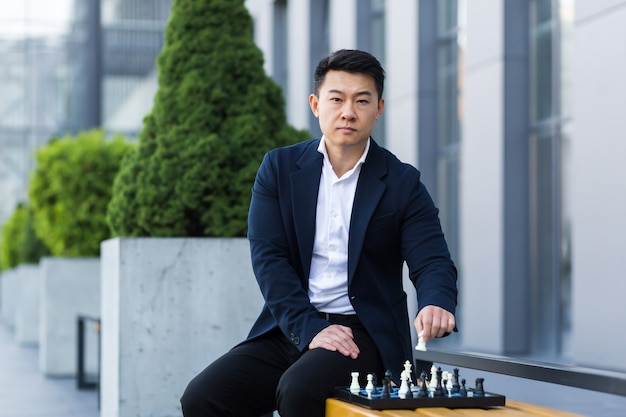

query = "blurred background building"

[1,0,625,374]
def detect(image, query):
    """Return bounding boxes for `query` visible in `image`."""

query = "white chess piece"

[398,372,410,399]
[415,330,427,351]
[350,372,361,394]
[403,360,413,382]
[365,373,375,394]
[429,365,438,389]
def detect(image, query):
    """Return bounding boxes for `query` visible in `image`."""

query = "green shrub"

[29,129,134,256]
[1,203,27,270]
[0,203,49,270]
[107,0,310,238]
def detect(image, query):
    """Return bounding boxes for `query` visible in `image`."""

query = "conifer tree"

[108,0,309,237]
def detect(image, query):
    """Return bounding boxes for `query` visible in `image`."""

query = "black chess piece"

[381,370,392,399]
[474,377,485,397]
[371,373,379,395]
[417,371,429,398]
[459,378,467,397]
[450,368,461,396]
[433,367,445,397]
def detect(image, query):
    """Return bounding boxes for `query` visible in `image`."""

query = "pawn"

[365,373,375,394]
[380,376,390,399]
[474,378,485,397]
[459,378,468,397]
[370,373,379,395]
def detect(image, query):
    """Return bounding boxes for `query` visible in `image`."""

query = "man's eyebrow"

[327,89,373,96]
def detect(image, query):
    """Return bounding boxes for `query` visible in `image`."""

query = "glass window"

[528,0,572,357]
[272,0,288,102]
[357,0,386,144]
[436,0,464,262]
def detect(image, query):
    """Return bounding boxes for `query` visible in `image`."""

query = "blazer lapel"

[291,140,323,281]
[348,141,387,284]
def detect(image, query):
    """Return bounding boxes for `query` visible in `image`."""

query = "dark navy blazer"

[246,138,457,381]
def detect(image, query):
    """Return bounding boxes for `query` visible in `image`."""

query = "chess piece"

[403,360,413,384]
[415,330,427,351]
[433,367,445,397]
[398,372,410,399]
[380,371,391,399]
[459,378,467,397]
[474,378,485,397]
[370,373,379,395]
[429,365,438,389]
[350,372,360,394]
[416,371,429,398]
[365,373,375,394]
[450,368,461,396]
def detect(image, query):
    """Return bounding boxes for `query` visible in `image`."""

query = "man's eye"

[330,97,341,102]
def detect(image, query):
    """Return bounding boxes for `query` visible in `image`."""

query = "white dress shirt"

[308,136,370,314]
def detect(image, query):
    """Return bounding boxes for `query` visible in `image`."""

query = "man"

[181,49,457,417]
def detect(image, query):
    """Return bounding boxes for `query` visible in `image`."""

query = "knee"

[180,377,215,417]
[276,374,325,417]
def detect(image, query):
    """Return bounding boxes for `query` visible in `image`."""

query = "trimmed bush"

[107,0,310,238]
[1,204,27,270]
[0,203,49,270]
[28,129,134,256]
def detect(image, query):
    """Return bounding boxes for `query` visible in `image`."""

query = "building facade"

[246,0,626,372]
[1,0,624,372]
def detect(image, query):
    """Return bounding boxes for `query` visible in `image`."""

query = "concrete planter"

[39,257,100,377]
[0,268,18,329]
[100,237,264,417]
[15,264,40,346]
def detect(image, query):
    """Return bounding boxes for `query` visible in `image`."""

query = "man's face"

[309,70,384,152]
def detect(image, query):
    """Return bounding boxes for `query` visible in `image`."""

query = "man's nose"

[341,103,356,120]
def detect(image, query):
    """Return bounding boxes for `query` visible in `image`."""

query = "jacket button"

[289,332,296,341]
[293,337,300,345]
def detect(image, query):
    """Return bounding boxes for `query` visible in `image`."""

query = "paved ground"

[1,321,625,417]
[0,323,98,417]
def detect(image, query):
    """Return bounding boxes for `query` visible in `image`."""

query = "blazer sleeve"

[400,169,458,315]
[247,151,328,349]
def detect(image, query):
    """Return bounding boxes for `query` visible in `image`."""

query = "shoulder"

[368,140,422,181]
[262,138,321,170]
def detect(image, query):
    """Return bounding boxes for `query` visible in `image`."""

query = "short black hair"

[312,49,385,100]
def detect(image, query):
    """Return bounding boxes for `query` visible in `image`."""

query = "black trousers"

[180,315,385,417]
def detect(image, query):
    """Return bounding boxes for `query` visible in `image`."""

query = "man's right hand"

[308,324,360,359]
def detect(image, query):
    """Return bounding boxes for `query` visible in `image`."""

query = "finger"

[310,325,360,358]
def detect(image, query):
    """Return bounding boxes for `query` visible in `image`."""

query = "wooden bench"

[326,397,587,417]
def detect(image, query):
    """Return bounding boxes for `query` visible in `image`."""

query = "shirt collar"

[317,136,370,169]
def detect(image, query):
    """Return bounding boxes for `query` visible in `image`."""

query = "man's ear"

[309,94,319,118]
[376,97,385,120]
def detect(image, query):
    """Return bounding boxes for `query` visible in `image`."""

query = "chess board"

[332,386,506,410]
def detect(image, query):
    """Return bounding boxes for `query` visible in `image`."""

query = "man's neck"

[326,143,368,178]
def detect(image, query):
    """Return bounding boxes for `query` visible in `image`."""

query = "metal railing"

[76,315,100,391]
[414,349,626,397]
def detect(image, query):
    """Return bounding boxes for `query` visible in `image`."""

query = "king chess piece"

[433,367,445,398]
